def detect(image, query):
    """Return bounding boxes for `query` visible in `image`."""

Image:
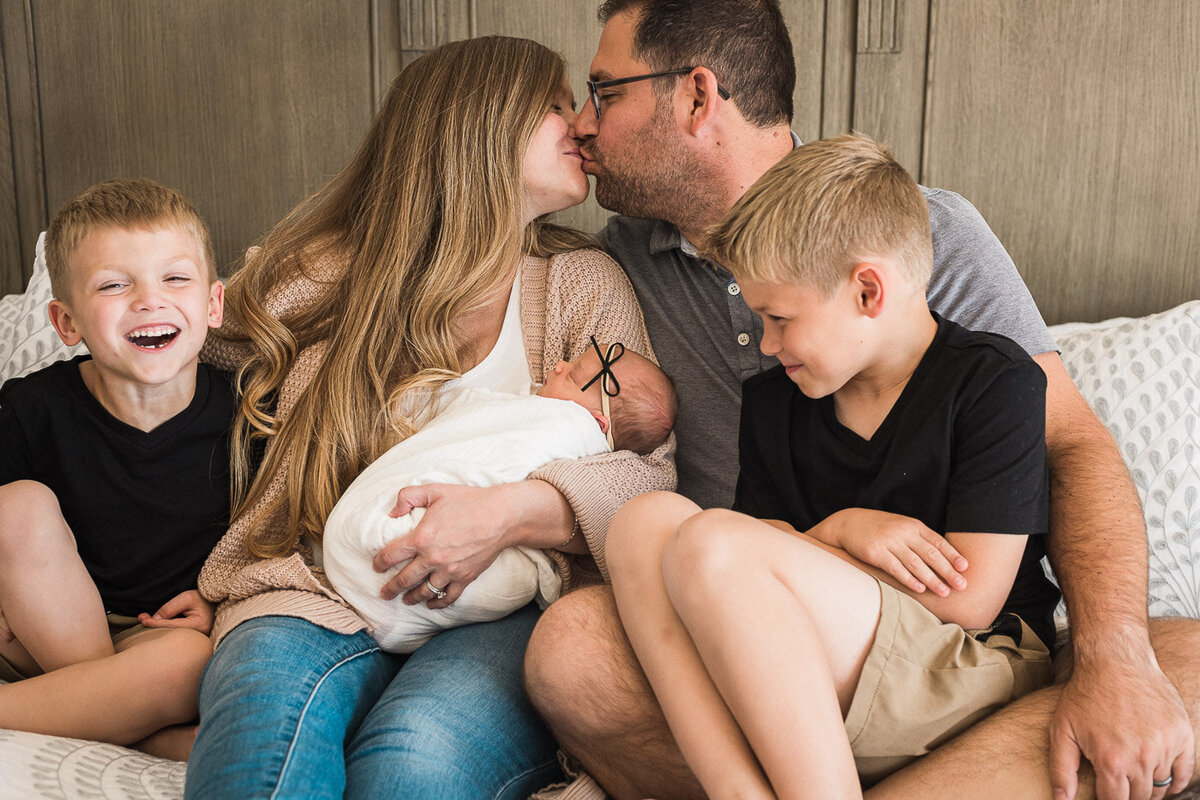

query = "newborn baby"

[323,338,676,652]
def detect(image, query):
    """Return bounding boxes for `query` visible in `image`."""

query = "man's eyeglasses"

[586,68,732,118]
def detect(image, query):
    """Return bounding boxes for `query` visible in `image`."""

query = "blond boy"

[606,134,1062,798]
[0,178,229,761]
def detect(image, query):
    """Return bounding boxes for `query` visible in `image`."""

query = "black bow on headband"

[580,335,625,397]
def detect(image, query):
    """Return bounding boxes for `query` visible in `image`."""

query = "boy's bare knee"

[0,481,69,555]
[0,480,60,519]
[128,628,210,722]
[607,491,693,580]
[666,509,748,587]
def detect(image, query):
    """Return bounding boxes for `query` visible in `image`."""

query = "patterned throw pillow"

[0,232,88,386]
[1051,300,1200,620]
[0,729,185,799]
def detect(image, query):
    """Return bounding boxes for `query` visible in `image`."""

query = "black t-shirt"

[0,356,234,616]
[734,314,1061,648]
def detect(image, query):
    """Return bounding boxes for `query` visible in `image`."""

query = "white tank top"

[310,269,531,568]
[451,269,531,396]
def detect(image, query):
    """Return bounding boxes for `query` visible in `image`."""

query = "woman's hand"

[138,590,216,635]
[373,480,573,609]
[809,508,969,597]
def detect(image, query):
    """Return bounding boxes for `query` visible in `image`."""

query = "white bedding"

[323,386,610,653]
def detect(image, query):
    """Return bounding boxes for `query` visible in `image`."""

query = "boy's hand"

[138,590,215,635]
[0,603,12,643]
[820,508,969,597]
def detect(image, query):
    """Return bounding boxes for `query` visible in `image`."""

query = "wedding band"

[425,579,447,600]
[1153,775,1173,788]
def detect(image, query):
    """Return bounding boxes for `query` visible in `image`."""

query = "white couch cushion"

[1050,300,1200,619]
[0,232,87,385]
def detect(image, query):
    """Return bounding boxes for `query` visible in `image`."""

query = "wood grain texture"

[922,0,1200,323]
[0,0,45,292]
[850,0,930,174]
[0,44,21,294]
[822,0,857,139]
[31,0,375,275]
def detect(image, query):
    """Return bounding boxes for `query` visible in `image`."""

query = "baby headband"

[581,335,625,449]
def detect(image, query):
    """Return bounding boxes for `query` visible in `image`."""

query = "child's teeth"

[130,326,177,337]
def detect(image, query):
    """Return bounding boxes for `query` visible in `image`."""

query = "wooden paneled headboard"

[2,0,1196,324]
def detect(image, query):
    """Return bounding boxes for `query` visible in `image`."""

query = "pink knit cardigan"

[199,247,676,645]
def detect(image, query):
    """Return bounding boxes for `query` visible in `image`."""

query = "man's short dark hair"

[597,0,795,126]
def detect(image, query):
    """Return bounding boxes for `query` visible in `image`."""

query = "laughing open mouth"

[126,325,180,349]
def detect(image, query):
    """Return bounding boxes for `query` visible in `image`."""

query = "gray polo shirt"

[600,187,1056,510]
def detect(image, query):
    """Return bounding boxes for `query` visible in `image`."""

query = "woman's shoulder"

[542,247,632,292]
[547,246,623,272]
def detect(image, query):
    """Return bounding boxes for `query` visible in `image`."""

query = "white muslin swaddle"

[323,386,610,653]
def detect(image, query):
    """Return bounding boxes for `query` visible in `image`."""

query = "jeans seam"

[269,644,382,800]
[495,755,559,800]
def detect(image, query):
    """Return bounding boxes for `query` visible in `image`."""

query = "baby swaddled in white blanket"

[323,340,676,653]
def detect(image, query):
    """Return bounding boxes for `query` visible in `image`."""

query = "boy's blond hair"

[45,178,216,300]
[702,132,932,295]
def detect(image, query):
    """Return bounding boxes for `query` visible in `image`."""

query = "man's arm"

[1035,351,1194,799]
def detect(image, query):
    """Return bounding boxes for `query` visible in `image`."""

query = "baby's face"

[538,347,606,417]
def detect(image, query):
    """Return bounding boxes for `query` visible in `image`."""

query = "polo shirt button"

[728,282,741,296]
[737,333,750,346]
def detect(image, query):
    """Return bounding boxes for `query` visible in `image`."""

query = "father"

[524,1,1200,798]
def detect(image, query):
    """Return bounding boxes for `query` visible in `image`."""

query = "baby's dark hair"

[609,349,677,455]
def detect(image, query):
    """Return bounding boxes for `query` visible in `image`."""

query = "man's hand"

[138,590,216,635]
[1050,648,1194,800]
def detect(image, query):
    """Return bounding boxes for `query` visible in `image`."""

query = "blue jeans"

[184,605,562,799]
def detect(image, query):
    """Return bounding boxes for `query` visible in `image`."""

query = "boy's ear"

[592,411,611,435]
[851,263,885,318]
[47,299,84,346]
[207,280,225,328]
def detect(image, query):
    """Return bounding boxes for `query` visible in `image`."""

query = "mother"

[184,36,673,799]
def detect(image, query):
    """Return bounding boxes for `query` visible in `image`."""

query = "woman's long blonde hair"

[225,36,591,558]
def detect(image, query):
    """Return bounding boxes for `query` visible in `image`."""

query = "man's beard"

[588,115,698,223]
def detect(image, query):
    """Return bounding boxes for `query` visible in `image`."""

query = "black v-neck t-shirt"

[734,314,1060,647]
[0,355,234,616]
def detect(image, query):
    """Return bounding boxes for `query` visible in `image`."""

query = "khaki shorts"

[848,581,1053,785]
[0,613,147,683]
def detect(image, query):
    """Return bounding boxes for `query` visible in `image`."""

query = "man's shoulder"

[921,185,978,220]
[598,214,661,246]
[597,215,679,266]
